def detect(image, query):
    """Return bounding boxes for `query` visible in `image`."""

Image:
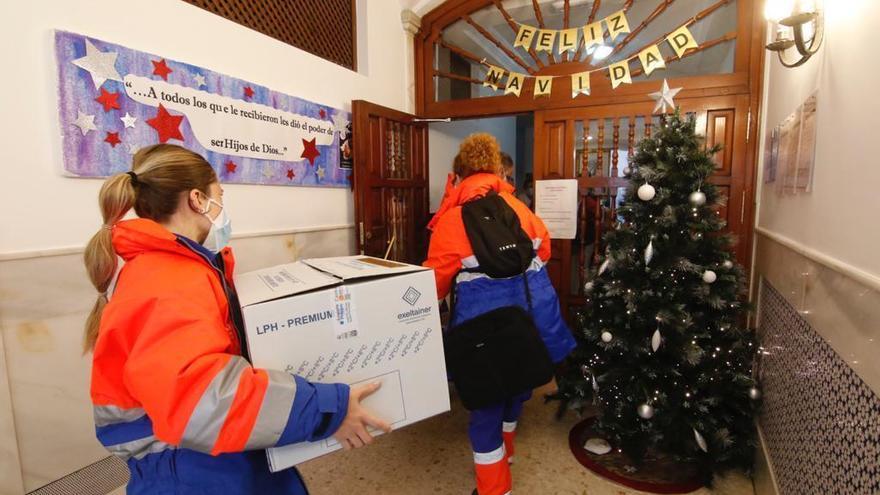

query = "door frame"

[352,100,430,263]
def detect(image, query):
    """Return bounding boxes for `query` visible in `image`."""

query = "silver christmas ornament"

[584,281,595,293]
[693,428,708,452]
[702,270,717,284]
[722,260,734,269]
[644,239,655,266]
[689,190,707,206]
[580,364,591,377]
[592,374,600,392]
[601,331,613,343]
[637,183,656,201]
[651,328,662,352]
[623,166,632,176]
[749,387,762,400]
[598,258,611,276]
[637,403,655,419]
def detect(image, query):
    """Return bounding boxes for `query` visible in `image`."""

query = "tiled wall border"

[752,230,880,495]
[756,281,880,494]
[753,229,880,396]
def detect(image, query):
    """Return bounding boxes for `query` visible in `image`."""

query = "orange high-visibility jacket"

[91,219,349,471]
[424,173,551,300]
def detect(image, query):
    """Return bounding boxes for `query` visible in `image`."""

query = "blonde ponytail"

[82,173,136,352]
[81,144,218,352]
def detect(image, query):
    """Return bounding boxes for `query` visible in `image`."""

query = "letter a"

[638,45,666,76]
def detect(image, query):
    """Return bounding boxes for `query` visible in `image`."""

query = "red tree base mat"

[569,418,704,494]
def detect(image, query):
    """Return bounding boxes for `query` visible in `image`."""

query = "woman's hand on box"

[333,382,392,450]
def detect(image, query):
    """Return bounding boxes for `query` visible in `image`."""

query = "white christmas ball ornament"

[689,190,707,206]
[637,403,655,419]
[584,281,595,293]
[702,270,717,284]
[601,331,613,343]
[748,387,762,400]
[722,260,734,269]
[637,183,656,201]
[622,166,632,176]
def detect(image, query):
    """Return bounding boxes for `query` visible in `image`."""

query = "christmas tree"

[552,110,758,482]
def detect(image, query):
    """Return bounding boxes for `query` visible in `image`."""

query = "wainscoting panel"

[757,282,880,494]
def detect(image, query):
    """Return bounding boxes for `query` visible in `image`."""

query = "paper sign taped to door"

[535,179,578,239]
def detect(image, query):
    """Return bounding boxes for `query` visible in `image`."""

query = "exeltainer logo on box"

[402,287,421,306]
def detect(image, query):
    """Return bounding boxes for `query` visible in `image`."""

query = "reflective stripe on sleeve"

[106,435,174,461]
[181,357,248,452]
[244,369,297,450]
[93,404,146,427]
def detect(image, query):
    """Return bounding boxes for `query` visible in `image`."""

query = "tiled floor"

[299,383,755,495]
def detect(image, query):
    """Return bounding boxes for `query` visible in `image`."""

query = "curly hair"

[459,133,501,177]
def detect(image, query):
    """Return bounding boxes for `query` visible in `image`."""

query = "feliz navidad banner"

[54,30,353,188]
[485,10,699,98]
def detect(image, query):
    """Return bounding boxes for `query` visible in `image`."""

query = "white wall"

[755,0,880,278]
[428,117,518,211]
[0,0,410,256]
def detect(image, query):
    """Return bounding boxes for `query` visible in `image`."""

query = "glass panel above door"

[433,0,739,102]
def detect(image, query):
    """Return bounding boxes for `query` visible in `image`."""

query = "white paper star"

[72,111,97,136]
[120,112,137,128]
[127,143,139,155]
[263,166,275,179]
[71,39,123,90]
[193,73,206,88]
[649,79,682,114]
[332,113,349,135]
[316,166,326,180]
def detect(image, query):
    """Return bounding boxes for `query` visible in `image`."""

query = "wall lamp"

[764,0,824,67]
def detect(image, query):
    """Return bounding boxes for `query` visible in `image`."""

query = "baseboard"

[753,423,780,495]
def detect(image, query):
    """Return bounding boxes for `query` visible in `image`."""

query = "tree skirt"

[568,418,704,494]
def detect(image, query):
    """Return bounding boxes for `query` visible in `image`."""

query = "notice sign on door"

[535,179,578,240]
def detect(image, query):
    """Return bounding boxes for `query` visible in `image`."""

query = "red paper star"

[95,88,120,112]
[244,86,254,99]
[319,108,327,119]
[301,138,320,165]
[225,160,237,174]
[146,104,184,143]
[287,169,295,180]
[104,131,121,147]
[152,59,173,80]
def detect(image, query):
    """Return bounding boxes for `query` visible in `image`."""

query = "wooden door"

[352,100,430,264]
[534,95,755,318]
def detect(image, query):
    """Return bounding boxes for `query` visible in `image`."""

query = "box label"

[332,286,359,340]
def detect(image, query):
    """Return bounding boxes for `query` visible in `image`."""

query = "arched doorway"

[355,1,764,317]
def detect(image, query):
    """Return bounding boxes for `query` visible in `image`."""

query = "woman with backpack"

[424,133,576,495]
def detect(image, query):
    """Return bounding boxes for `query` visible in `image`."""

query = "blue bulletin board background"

[55,30,353,188]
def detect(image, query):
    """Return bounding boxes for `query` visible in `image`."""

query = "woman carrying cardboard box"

[83,144,390,495]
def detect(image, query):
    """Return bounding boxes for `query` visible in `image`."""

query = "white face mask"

[201,197,232,254]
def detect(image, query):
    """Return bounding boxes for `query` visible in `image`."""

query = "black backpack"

[444,192,555,410]
[460,193,534,278]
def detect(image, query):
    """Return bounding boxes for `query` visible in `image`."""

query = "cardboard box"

[236,256,450,471]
